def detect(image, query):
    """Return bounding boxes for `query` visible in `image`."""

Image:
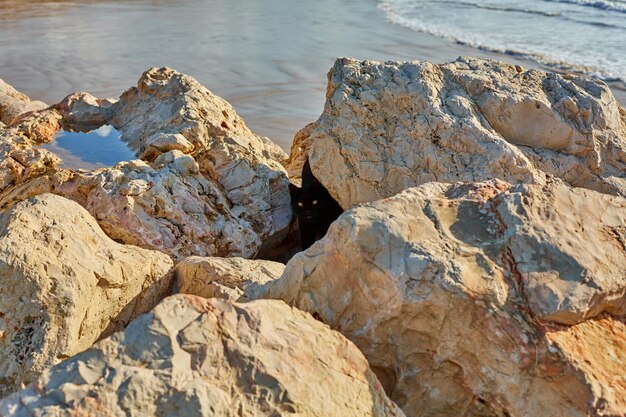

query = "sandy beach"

[1,0,624,150]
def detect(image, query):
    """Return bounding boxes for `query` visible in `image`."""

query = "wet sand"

[1,0,624,150]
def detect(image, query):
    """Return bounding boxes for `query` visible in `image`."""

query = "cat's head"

[289,183,322,220]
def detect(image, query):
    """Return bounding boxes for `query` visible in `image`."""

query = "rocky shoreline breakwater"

[0,57,625,416]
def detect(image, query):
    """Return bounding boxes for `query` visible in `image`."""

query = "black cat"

[289,158,343,250]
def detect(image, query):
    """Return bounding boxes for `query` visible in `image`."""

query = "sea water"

[41,125,136,170]
[1,0,624,150]
[379,0,626,82]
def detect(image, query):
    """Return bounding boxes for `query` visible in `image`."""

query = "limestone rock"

[284,122,314,185]
[52,154,261,259]
[111,67,291,240]
[54,92,116,127]
[0,107,66,196]
[0,295,405,417]
[142,132,195,160]
[176,256,285,301]
[261,180,626,417]
[0,194,173,396]
[0,67,292,260]
[0,79,47,125]
[545,314,626,415]
[302,57,626,208]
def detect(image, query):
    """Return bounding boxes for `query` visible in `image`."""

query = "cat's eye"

[298,202,304,207]
[312,200,318,205]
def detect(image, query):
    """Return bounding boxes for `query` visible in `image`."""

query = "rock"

[0,194,174,396]
[0,107,65,197]
[55,154,261,259]
[301,57,626,208]
[3,107,62,144]
[0,295,405,417]
[175,256,285,301]
[284,122,315,185]
[0,67,292,260]
[142,132,195,160]
[260,180,626,417]
[111,67,291,242]
[545,314,626,415]
[54,92,116,127]
[0,79,47,125]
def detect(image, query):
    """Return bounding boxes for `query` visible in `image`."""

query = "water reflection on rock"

[40,124,136,170]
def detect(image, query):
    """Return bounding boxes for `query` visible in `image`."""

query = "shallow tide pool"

[41,125,136,170]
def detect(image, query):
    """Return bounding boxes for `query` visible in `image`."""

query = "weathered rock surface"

[0,103,63,194]
[0,194,173,397]
[0,295,405,417]
[260,180,626,417]
[299,57,626,208]
[0,67,292,259]
[56,154,263,259]
[110,67,291,241]
[54,92,116,127]
[284,122,315,185]
[0,79,47,125]
[176,256,285,301]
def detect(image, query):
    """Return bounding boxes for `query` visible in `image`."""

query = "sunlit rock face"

[109,67,292,253]
[175,256,285,302]
[259,180,626,417]
[0,295,406,417]
[0,78,47,125]
[0,68,291,260]
[290,57,626,209]
[0,194,173,397]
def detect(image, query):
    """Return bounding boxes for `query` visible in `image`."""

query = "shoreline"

[0,0,624,150]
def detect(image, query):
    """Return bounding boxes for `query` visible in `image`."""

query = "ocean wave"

[444,1,562,17]
[542,0,626,13]
[431,1,625,29]
[465,44,625,84]
[378,1,625,84]
[459,0,625,29]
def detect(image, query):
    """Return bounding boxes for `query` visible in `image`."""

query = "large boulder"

[0,67,292,259]
[110,67,291,243]
[0,295,405,417]
[175,256,285,301]
[296,57,626,208]
[0,194,174,397]
[56,154,262,259]
[0,79,47,125]
[54,92,116,127]
[260,180,626,416]
[0,107,62,193]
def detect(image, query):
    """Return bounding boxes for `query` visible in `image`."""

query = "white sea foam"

[542,0,626,13]
[379,0,626,83]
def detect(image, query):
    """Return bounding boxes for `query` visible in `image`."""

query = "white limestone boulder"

[110,67,291,240]
[0,194,173,397]
[260,180,626,416]
[0,67,292,259]
[54,154,262,259]
[0,295,405,417]
[298,57,626,208]
[0,79,47,125]
[175,256,285,301]
[54,92,116,126]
